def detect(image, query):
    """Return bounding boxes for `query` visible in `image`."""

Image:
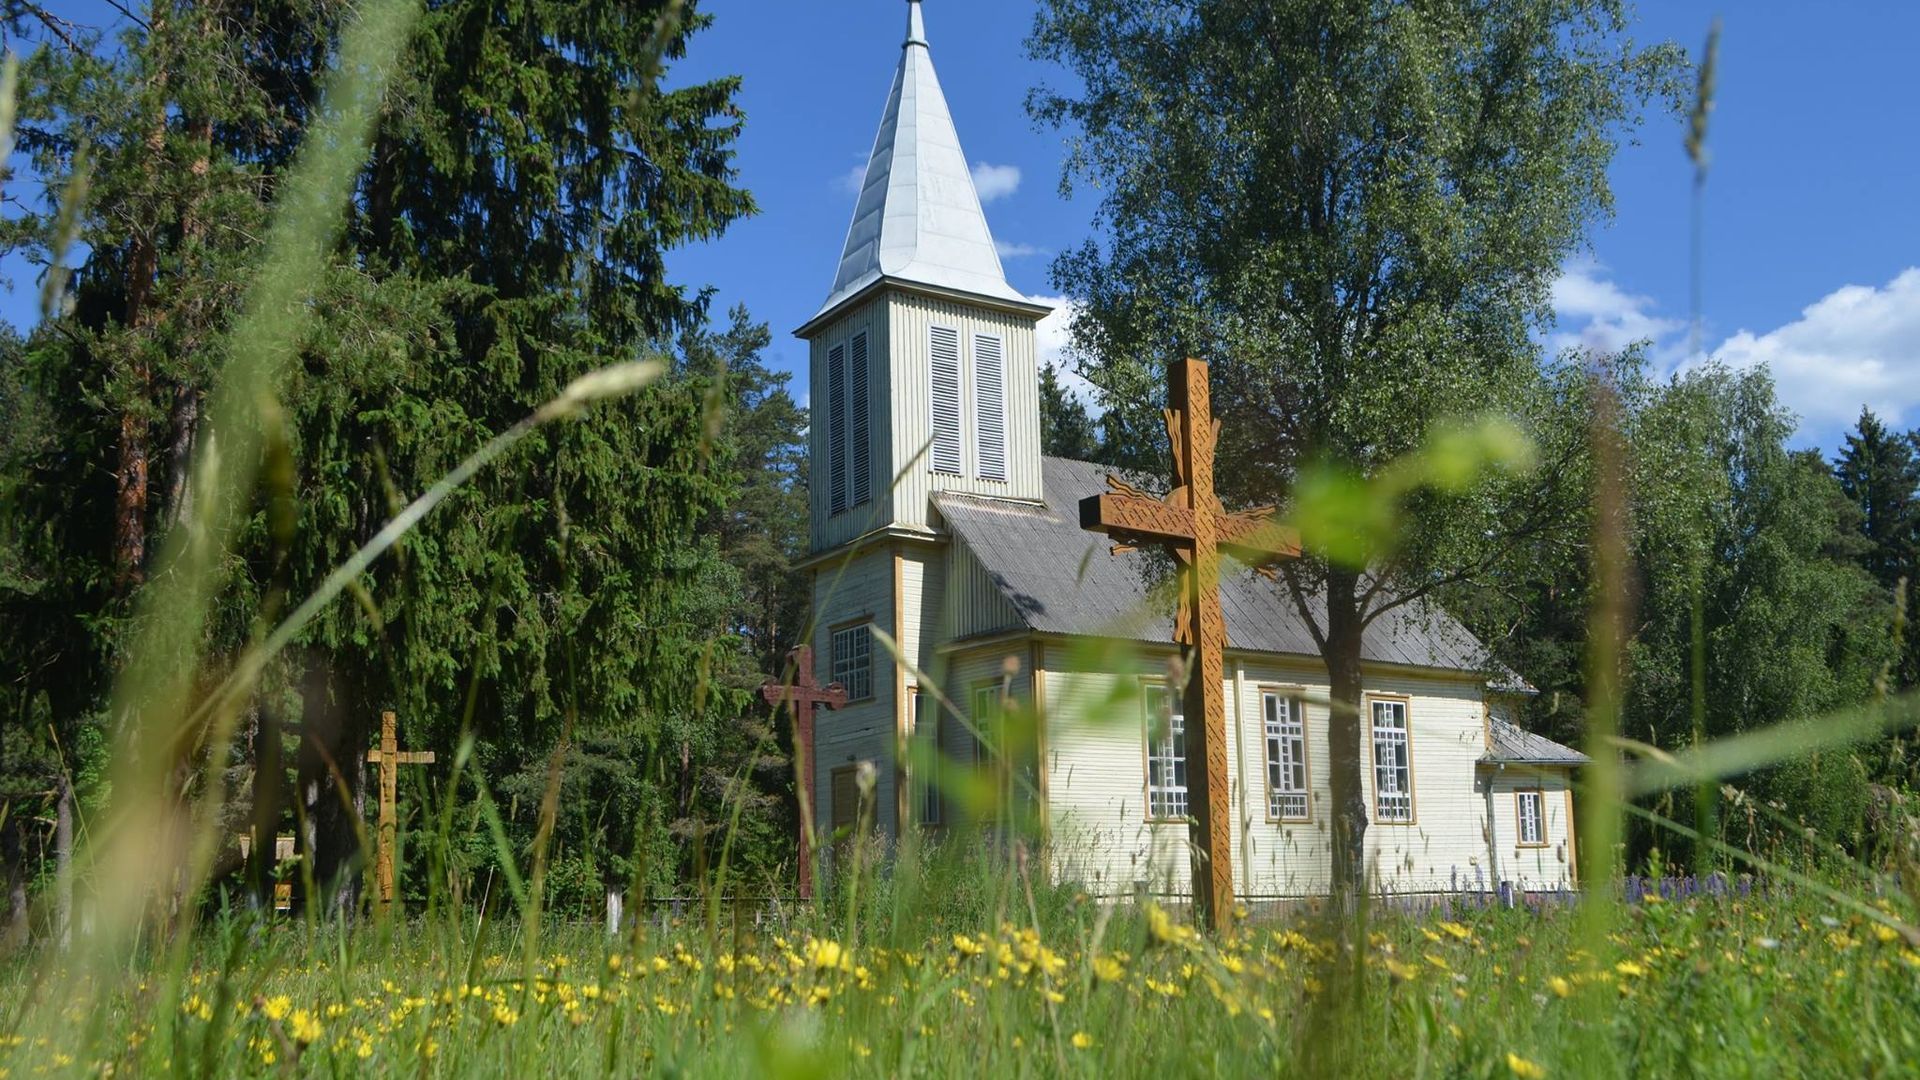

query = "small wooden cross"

[1080,357,1300,931]
[364,710,435,912]
[760,645,846,899]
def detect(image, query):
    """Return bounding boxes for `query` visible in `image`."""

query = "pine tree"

[1834,409,1920,689]
[1038,362,1103,463]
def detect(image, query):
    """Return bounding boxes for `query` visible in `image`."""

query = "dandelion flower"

[1071,1032,1094,1050]
[261,995,292,1022]
[1548,976,1572,999]
[290,1009,324,1045]
[1506,1052,1547,1079]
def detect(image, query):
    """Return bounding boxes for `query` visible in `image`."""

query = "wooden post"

[364,711,435,912]
[760,647,847,900]
[1079,358,1300,932]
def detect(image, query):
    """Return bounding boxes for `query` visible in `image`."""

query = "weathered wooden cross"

[759,646,846,900]
[1079,357,1300,930]
[364,710,434,912]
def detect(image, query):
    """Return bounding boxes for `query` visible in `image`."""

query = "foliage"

[1835,408,1920,690]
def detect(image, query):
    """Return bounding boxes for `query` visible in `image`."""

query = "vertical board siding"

[941,645,1032,830]
[945,533,1020,639]
[888,292,1043,521]
[1490,770,1576,891]
[811,550,899,839]
[973,333,1006,482]
[807,301,892,553]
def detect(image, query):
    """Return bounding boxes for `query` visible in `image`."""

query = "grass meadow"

[3,848,1918,1077]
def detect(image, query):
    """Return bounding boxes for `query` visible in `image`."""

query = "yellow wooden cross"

[364,710,435,911]
[1079,357,1300,931]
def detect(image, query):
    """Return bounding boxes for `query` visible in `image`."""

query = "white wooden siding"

[807,300,893,551]
[886,292,1043,518]
[1488,769,1576,891]
[1040,649,1507,899]
[810,550,898,838]
[945,533,1021,639]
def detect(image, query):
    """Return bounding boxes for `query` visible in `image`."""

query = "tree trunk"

[2,823,26,952]
[248,704,285,911]
[294,663,367,917]
[54,774,73,947]
[1323,566,1369,901]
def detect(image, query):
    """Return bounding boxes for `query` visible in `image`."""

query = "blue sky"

[666,0,1920,453]
[22,1,1920,452]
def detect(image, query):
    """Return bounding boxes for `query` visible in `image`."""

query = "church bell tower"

[796,0,1050,842]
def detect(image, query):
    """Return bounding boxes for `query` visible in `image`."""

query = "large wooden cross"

[364,710,435,912]
[1080,357,1300,930]
[760,645,846,900]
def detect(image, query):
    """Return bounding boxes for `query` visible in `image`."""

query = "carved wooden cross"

[760,645,846,900]
[1079,357,1299,930]
[364,710,434,912]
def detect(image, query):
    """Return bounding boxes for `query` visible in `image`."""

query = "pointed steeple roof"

[807,1,1043,327]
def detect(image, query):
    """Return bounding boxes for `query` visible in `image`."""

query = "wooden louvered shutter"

[850,332,871,506]
[928,325,962,475]
[827,342,847,514]
[973,334,1006,481]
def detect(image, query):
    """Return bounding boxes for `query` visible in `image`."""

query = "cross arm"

[1079,491,1195,547]
[1215,510,1302,565]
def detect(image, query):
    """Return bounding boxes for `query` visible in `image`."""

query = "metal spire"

[905,0,927,48]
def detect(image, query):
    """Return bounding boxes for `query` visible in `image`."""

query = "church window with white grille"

[1516,789,1545,846]
[1263,691,1309,821]
[831,624,872,702]
[1371,698,1413,823]
[1144,683,1188,821]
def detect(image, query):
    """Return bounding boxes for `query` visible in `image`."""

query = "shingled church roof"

[932,456,1530,688]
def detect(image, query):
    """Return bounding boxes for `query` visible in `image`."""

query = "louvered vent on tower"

[851,331,871,506]
[828,341,848,513]
[929,325,963,475]
[974,333,1005,482]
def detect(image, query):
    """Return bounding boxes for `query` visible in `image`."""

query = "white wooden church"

[797,1,1584,899]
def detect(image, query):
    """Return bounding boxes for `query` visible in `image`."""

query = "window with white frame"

[1144,683,1188,820]
[830,624,872,702]
[1263,691,1308,821]
[1370,698,1413,822]
[1516,789,1545,846]
[913,689,941,826]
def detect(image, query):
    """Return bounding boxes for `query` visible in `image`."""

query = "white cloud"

[995,240,1047,260]
[1548,259,1686,361]
[835,163,868,196]
[1711,268,1920,433]
[1031,295,1100,408]
[970,161,1022,203]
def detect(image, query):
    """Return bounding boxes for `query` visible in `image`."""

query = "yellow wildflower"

[1614,960,1647,979]
[1507,1053,1547,1078]
[952,934,984,957]
[1548,976,1573,999]
[290,1009,323,1045]
[492,1003,519,1027]
[806,938,846,971]
[261,995,292,1022]
[1092,955,1125,982]
[1071,1032,1094,1050]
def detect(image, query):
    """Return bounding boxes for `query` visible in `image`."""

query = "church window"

[968,685,999,765]
[1516,790,1545,846]
[1263,691,1309,821]
[1144,683,1188,821]
[850,331,871,506]
[827,341,848,513]
[1370,698,1414,823]
[929,325,964,475]
[973,333,1006,482]
[913,688,942,826]
[831,624,873,702]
